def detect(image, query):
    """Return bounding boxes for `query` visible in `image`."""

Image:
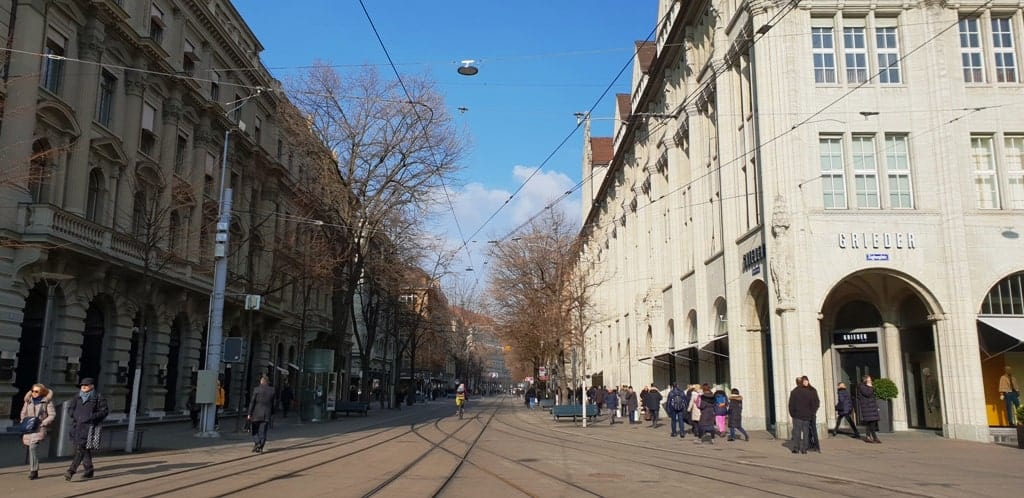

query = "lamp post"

[198,117,246,437]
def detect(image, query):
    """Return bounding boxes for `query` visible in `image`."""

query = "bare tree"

[285,63,467,395]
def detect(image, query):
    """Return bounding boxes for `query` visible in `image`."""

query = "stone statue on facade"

[770,195,794,305]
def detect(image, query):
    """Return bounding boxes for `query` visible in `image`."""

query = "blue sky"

[234,1,657,287]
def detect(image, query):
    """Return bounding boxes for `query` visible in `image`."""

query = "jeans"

[28,442,39,471]
[1004,391,1021,425]
[670,411,685,435]
[729,426,749,440]
[649,409,660,426]
[791,418,811,452]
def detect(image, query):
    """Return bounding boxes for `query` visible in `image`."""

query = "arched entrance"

[10,286,47,420]
[977,271,1024,427]
[164,315,186,412]
[745,280,774,431]
[820,270,943,432]
[80,301,107,385]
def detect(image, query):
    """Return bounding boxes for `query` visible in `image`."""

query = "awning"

[699,335,729,358]
[977,316,1024,359]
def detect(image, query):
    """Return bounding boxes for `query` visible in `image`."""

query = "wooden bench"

[552,404,598,421]
[334,401,370,416]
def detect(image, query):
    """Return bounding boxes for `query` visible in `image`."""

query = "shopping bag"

[85,425,102,449]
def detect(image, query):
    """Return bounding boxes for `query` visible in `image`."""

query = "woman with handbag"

[20,383,56,480]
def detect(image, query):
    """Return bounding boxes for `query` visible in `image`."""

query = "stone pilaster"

[63,16,107,216]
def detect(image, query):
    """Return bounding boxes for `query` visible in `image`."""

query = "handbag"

[6,416,39,434]
[85,425,102,449]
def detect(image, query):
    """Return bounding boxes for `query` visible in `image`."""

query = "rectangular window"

[844,24,869,83]
[233,94,242,121]
[875,20,901,84]
[992,18,1018,83]
[150,4,165,44]
[141,102,157,156]
[97,70,116,127]
[141,102,156,132]
[254,115,262,145]
[210,70,220,102]
[812,25,836,83]
[41,34,66,93]
[851,135,880,208]
[820,137,847,209]
[885,135,913,208]
[960,18,985,83]
[1006,135,1024,209]
[174,134,188,175]
[971,135,999,208]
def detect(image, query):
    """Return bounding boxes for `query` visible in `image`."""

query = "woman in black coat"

[856,375,881,444]
[696,385,717,444]
[831,382,861,438]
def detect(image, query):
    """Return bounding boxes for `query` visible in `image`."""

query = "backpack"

[670,392,686,412]
[714,393,729,415]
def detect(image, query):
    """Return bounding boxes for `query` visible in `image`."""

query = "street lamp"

[457,60,479,76]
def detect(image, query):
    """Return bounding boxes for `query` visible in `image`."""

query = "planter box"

[877,400,894,433]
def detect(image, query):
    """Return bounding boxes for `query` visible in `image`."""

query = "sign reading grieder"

[837,232,917,250]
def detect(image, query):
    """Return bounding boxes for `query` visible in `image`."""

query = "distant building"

[580,0,1024,442]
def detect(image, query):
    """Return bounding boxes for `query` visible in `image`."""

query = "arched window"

[131,190,147,236]
[86,168,105,222]
[688,311,698,344]
[715,299,728,336]
[982,272,1024,315]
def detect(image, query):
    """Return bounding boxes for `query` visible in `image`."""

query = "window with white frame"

[820,136,847,209]
[843,21,869,83]
[41,31,66,94]
[971,135,999,208]
[960,18,986,83]
[875,19,901,84]
[812,22,836,83]
[821,133,915,210]
[992,17,1018,83]
[1006,135,1024,209]
[851,135,880,208]
[885,135,914,208]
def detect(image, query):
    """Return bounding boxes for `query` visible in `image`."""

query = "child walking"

[727,388,749,442]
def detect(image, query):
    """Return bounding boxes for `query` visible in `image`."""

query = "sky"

[233,1,658,292]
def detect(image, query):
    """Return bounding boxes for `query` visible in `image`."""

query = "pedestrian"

[666,383,686,437]
[830,382,860,438]
[788,375,820,454]
[727,388,749,442]
[247,376,276,453]
[645,384,663,428]
[187,387,200,428]
[639,386,649,421]
[713,388,729,435]
[805,378,822,452]
[20,383,56,480]
[64,378,109,481]
[998,366,1020,425]
[279,382,294,418]
[605,388,620,424]
[215,380,225,429]
[857,374,882,444]
[625,386,639,424]
[594,385,606,415]
[686,385,701,438]
[694,384,717,444]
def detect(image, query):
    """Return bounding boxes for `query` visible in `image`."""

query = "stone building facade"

[0,0,334,423]
[581,0,1024,442]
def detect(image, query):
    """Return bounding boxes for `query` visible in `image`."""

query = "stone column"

[0,0,47,208]
[115,68,147,230]
[882,321,908,431]
[62,16,106,216]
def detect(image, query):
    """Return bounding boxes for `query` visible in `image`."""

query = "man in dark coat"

[64,378,109,481]
[788,375,820,454]
[645,384,663,428]
[593,386,605,415]
[625,387,639,424]
[247,376,276,453]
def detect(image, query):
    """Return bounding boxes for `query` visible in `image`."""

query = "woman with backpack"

[713,388,729,435]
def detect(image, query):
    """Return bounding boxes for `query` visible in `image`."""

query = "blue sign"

[751,265,761,276]
[866,253,890,261]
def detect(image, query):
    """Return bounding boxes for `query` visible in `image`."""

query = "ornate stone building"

[581,0,1024,442]
[0,0,334,423]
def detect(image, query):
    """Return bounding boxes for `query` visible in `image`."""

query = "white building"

[580,0,1024,442]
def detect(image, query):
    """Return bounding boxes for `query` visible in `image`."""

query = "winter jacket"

[835,387,854,416]
[856,383,880,422]
[605,392,619,411]
[644,389,663,412]
[248,384,276,422]
[20,390,56,446]
[697,392,717,426]
[727,395,744,428]
[625,391,638,411]
[594,388,605,404]
[687,391,701,422]
[67,392,109,445]
[666,387,685,415]
[788,385,820,421]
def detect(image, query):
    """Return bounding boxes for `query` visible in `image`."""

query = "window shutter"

[142,103,156,132]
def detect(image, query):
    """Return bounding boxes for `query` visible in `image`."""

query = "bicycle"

[455,394,465,419]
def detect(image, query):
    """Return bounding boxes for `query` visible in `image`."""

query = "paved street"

[1,396,1021,497]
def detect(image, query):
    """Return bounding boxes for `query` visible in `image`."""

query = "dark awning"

[978,316,1024,359]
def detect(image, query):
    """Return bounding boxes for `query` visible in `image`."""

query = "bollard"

[51,400,74,458]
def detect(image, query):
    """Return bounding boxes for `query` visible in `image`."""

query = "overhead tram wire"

[356,0,475,273]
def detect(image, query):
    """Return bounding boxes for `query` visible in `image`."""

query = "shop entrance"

[837,347,881,387]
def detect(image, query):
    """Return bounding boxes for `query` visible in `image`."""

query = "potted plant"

[1015,405,1024,449]
[873,378,899,433]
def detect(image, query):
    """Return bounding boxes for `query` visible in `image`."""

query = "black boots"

[28,471,38,480]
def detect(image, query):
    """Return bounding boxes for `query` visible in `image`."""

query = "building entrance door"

[837,349,880,388]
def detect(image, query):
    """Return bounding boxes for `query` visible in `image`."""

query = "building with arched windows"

[580,0,1024,442]
[0,1,337,424]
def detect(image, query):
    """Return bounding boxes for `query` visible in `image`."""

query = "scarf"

[32,396,43,405]
[79,390,93,403]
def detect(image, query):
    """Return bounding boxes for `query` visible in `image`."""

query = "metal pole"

[199,128,235,436]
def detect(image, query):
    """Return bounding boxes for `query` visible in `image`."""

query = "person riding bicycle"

[455,384,467,412]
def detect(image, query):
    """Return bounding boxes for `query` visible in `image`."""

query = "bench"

[334,401,370,416]
[552,404,598,421]
[538,398,555,411]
